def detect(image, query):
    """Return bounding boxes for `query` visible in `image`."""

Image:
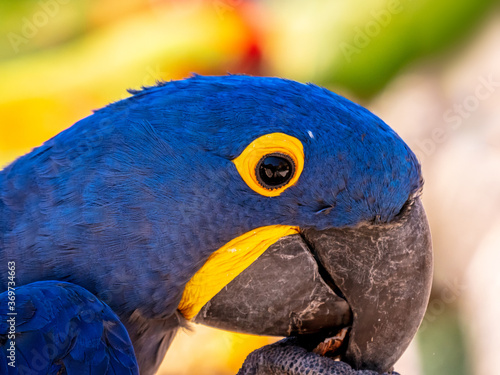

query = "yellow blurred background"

[1,1,500,374]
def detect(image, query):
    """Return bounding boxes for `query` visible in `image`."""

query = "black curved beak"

[194,198,433,372]
[301,198,433,371]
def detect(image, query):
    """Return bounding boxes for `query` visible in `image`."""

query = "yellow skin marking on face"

[178,225,300,320]
[232,133,304,197]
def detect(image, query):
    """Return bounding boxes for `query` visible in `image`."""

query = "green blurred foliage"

[266,0,498,99]
[329,0,499,98]
[3,0,499,98]
[0,0,90,60]
[418,305,470,375]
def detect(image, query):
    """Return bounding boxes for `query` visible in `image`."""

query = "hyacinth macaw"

[0,75,433,375]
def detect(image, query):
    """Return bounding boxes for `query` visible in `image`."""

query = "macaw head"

[122,75,431,371]
[3,74,432,372]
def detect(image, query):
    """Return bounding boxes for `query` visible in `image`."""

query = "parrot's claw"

[237,337,400,375]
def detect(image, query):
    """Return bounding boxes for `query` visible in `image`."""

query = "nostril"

[315,204,335,215]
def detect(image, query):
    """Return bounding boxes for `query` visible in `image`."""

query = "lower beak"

[195,198,433,372]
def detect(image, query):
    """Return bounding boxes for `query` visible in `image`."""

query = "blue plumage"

[0,281,138,374]
[0,75,422,373]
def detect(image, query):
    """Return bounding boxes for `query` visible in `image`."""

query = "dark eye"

[256,153,296,189]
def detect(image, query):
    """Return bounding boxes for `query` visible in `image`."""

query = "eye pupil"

[256,153,295,189]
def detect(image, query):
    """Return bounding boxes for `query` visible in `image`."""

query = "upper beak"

[194,197,433,372]
[301,197,433,371]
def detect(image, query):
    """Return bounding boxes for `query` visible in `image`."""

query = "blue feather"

[0,281,138,374]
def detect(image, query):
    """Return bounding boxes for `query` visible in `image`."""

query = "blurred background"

[1,0,499,374]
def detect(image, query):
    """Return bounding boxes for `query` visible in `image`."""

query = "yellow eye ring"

[233,133,304,197]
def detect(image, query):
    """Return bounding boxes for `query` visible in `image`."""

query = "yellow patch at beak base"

[178,225,300,320]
